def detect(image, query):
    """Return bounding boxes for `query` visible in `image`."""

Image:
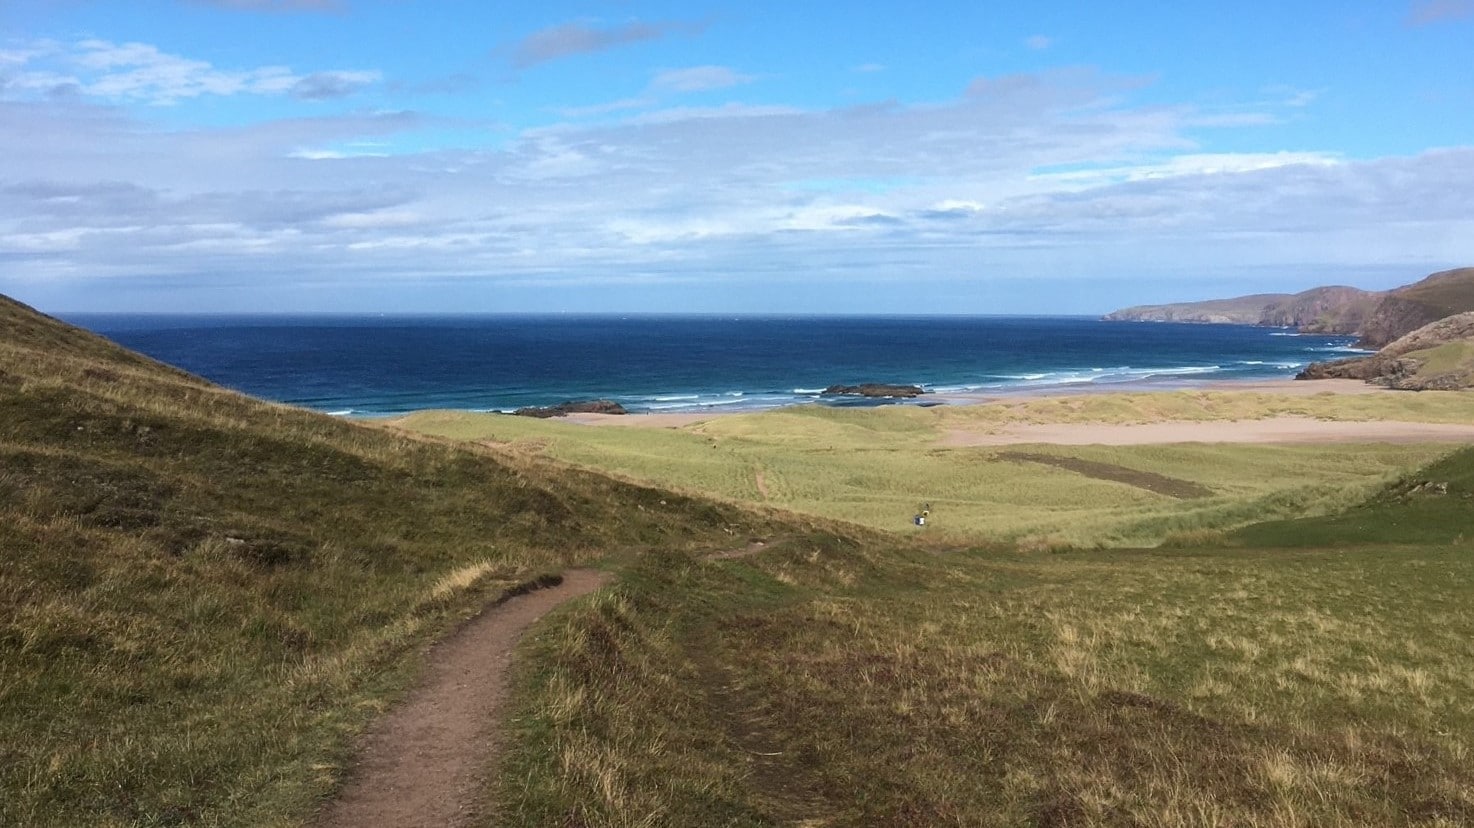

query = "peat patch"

[996,452,1214,499]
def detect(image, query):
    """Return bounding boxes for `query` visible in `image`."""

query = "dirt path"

[754,468,770,500]
[318,569,611,828]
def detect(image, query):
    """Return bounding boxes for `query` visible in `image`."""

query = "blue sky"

[1,0,1471,313]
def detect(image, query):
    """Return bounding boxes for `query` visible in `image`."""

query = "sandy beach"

[559,378,1474,446]
[939,418,1474,447]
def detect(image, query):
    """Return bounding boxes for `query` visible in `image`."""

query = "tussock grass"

[503,519,1474,825]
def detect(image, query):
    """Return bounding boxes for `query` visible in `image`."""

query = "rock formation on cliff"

[1296,311,1474,390]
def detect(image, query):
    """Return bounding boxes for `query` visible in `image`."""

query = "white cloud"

[0,38,378,105]
[1024,35,1053,50]
[650,65,756,93]
[0,70,1470,307]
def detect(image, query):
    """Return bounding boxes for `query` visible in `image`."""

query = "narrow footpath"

[318,569,611,828]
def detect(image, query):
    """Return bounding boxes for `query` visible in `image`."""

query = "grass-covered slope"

[504,447,1474,826]
[0,295,804,825]
[1234,441,1474,547]
[1359,267,1474,348]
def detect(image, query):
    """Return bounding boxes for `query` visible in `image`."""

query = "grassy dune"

[394,394,1468,546]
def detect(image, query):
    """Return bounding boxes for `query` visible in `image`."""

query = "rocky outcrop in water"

[821,383,925,398]
[513,400,628,418]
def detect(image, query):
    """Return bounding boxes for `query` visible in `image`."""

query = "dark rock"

[820,383,925,398]
[513,400,628,418]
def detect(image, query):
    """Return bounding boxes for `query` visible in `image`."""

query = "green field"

[394,395,1470,546]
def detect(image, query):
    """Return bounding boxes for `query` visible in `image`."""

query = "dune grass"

[393,392,1466,546]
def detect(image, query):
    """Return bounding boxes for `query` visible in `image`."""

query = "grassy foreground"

[394,393,1469,546]
[499,460,1474,826]
[7,291,1474,826]
[0,295,816,825]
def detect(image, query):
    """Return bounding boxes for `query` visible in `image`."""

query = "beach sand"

[938,418,1474,447]
[559,379,1474,446]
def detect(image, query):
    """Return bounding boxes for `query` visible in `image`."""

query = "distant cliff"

[1103,294,1291,325]
[1355,268,1474,348]
[1259,286,1385,334]
[1105,286,1383,334]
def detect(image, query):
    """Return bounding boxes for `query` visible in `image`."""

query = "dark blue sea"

[63,315,1372,417]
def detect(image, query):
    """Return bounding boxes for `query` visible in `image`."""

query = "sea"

[62,314,1374,418]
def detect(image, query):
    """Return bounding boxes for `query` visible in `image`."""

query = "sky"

[1,0,1471,314]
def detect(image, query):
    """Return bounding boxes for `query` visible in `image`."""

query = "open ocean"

[63,314,1373,417]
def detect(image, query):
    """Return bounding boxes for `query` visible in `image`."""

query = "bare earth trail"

[318,569,611,828]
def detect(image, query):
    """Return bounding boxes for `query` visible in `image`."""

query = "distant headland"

[1106,267,1474,389]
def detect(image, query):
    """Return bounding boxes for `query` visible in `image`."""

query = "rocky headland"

[1296,312,1474,390]
[1105,286,1384,333]
[1109,267,1474,390]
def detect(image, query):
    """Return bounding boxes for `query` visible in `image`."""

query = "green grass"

[11,289,1474,826]
[394,396,1466,546]
[499,517,1474,825]
[0,295,809,826]
[499,445,1474,824]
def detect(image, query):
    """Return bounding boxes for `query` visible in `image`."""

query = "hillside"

[1105,285,1383,332]
[1106,267,1474,345]
[1298,311,1474,390]
[1357,267,1474,347]
[1102,293,1291,325]
[1257,285,1385,333]
[0,294,807,825]
[502,443,1474,825]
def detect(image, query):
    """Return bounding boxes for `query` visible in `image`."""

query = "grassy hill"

[0,295,815,825]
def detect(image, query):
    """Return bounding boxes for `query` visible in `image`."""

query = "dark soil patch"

[996,452,1214,499]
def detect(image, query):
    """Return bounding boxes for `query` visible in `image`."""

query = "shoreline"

[558,377,1394,428]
